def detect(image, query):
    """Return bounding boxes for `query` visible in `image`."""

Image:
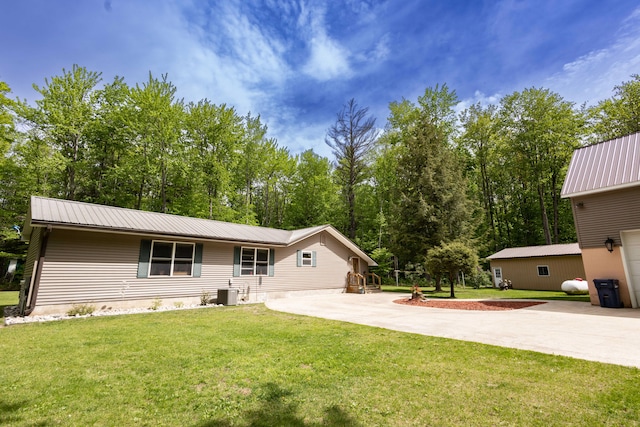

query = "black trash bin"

[593,279,623,308]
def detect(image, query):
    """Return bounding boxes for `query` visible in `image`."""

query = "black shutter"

[137,240,152,278]
[193,243,203,277]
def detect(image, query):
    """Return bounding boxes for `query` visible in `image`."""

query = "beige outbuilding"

[486,243,586,291]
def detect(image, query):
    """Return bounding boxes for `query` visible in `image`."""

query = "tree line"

[1,65,639,279]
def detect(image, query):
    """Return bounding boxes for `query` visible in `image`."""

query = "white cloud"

[275,121,333,158]
[372,34,391,62]
[303,35,352,81]
[543,6,640,106]
[456,91,502,114]
[298,4,351,81]
[115,2,294,119]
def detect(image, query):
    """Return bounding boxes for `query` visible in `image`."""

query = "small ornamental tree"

[425,241,478,298]
[370,247,394,279]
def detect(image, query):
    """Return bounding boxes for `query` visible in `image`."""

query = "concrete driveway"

[265,292,640,368]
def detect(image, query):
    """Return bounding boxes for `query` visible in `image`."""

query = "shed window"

[537,265,550,276]
[296,250,316,267]
[241,247,270,276]
[150,241,195,277]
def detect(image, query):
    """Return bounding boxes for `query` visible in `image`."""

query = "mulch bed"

[394,298,546,311]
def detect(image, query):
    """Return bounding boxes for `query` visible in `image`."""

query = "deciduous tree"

[426,241,478,297]
[589,74,640,141]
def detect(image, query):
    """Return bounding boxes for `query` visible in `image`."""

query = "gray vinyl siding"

[233,231,352,294]
[34,229,354,307]
[271,231,352,291]
[489,255,586,291]
[571,186,640,249]
[36,229,236,306]
[23,226,42,280]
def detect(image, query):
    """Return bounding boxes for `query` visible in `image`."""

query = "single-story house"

[19,196,376,316]
[486,243,585,291]
[561,131,640,308]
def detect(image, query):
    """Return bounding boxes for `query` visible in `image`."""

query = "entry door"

[493,267,502,288]
[621,231,640,308]
[351,257,360,274]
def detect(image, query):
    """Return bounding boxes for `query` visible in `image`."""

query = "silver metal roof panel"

[487,243,581,260]
[561,132,640,198]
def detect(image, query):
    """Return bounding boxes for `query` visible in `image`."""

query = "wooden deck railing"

[346,272,381,293]
[346,272,366,293]
[366,272,381,288]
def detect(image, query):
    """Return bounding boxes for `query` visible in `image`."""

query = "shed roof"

[561,132,640,198]
[486,243,581,260]
[24,196,376,265]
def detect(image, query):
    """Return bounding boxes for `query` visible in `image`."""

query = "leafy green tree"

[498,88,584,245]
[285,149,338,228]
[126,73,186,213]
[84,76,132,206]
[589,74,640,141]
[370,137,401,250]
[369,247,394,280]
[0,81,14,149]
[426,241,478,297]
[0,80,18,223]
[185,100,243,220]
[255,142,295,228]
[233,114,270,225]
[325,98,379,239]
[29,65,103,200]
[0,81,29,280]
[458,103,500,252]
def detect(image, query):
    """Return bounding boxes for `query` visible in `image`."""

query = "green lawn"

[1,304,639,426]
[0,290,19,321]
[382,285,592,302]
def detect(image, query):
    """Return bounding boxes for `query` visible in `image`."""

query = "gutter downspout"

[24,225,52,316]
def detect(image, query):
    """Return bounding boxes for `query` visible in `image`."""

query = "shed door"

[621,231,640,308]
[492,267,502,288]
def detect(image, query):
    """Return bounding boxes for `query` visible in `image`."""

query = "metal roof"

[24,196,376,265]
[561,132,640,198]
[486,243,581,260]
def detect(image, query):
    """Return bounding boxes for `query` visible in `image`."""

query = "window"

[241,247,270,276]
[301,251,313,266]
[150,241,195,277]
[537,265,550,276]
[297,250,316,267]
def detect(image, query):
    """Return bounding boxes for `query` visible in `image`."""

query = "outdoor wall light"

[605,237,615,253]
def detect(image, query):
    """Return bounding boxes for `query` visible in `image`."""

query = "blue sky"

[2,1,640,158]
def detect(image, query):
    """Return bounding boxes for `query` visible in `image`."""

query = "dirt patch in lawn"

[394,298,546,311]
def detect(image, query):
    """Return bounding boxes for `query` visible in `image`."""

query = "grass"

[0,290,19,321]
[1,304,639,426]
[381,285,592,302]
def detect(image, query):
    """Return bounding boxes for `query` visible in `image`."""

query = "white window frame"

[301,250,313,267]
[240,247,270,276]
[149,240,195,277]
[537,265,550,277]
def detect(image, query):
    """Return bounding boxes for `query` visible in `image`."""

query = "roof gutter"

[27,221,290,247]
[23,224,51,316]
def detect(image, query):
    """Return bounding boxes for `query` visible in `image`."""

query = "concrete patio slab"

[265,292,640,368]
